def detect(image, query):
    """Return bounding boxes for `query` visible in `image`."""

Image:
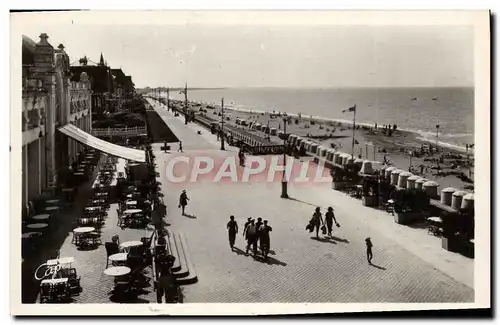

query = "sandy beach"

[172,100,475,192]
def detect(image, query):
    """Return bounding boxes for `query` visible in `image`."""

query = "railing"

[91,126,147,137]
[248,145,285,155]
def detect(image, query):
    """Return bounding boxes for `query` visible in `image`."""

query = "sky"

[18,22,474,89]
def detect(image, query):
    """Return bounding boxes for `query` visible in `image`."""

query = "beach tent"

[440,187,458,206]
[407,175,420,189]
[397,171,413,188]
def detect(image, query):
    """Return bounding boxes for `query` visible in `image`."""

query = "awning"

[58,123,146,163]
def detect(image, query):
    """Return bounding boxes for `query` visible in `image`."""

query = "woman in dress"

[226,215,238,250]
[259,220,273,258]
[311,207,324,239]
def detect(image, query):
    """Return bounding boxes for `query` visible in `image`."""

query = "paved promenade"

[149,99,474,303]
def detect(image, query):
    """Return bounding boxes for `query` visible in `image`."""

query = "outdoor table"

[44,206,59,212]
[32,214,50,221]
[41,278,68,285]
[427,216,442,223]
[126,194,133,198]
[119,241,143,253]
[26,223,48,230]
[109,253,128,266]
[22,232,42,239]
[47,257,75,266]
[126,201,137,206]
[104,266,131,277]
[73,227,95,234]
[45,199,60,205]
[73,227,96,246]
[85,206,101,211]
[123,209,143,215]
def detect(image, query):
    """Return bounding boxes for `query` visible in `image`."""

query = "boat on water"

[432,97,438,101]
[411,97,417,101]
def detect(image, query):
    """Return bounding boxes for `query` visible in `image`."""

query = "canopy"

[58,124,146,163]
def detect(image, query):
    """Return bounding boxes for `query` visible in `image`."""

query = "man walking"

[242,217,252,239]
[178,141,183,153]
[178,190,189,215]
[259,220,272,259]
[365,237,374,264]
[324,207,339,237]
[227,215,238,250]
[245,219,258,256]
[255,217,263,252]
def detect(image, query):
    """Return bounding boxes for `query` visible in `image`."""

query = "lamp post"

[408,150,412,172]
[166,87,170,111]
[435,124,440,153]
[220,97,225,151]
[281,117,289,198]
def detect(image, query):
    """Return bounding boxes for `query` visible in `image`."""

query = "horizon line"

[137,85,474,90]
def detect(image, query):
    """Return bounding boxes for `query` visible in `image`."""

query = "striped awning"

[58,123,146,162]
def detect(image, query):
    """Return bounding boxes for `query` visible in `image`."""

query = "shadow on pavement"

[311,236,337,244]
[330,235,350,243]
[252,255,287,266]
[369,263,386,270]
[182,213,197,219]
[232,247,247,256]
[286,197,319,208]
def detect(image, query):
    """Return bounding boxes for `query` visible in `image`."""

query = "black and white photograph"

[9,10,490,315]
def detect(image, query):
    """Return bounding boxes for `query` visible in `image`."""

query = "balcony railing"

[91,126,147,137]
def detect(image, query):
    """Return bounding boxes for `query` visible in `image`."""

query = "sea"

[164,87,474,152]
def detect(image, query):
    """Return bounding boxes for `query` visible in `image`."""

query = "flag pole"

[351,105,356,158]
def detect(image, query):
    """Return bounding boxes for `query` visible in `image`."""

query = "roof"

[22,35,37,65]
[70,65,112,93]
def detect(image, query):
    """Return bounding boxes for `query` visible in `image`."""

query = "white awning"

[58,123,146,163]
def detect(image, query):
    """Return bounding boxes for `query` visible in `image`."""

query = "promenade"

[148,98,474,303]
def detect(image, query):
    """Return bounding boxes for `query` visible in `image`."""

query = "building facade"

[22,33,92,211]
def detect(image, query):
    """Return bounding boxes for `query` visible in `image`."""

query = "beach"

[172,99,474,192]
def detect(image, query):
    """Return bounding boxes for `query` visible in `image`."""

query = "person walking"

[227,215,238,250]
[178,141,183,153]
[255,217,263,249]
[155,254,178,303]
[243,217,252,239]
[311,207,324,239]
[324,207,339,237]
[245,219,258,256]
[259,220,273,259]
[178,190,189,215]
[365,237,373,264]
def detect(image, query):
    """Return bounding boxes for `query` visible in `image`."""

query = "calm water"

[166,87,474,150]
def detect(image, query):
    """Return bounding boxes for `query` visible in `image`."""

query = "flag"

[342,105,356,113]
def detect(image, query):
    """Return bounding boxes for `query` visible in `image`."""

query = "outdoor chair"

[67,272,82,296]
[53,282,70,302]
[89,232,102,245]
[127,255,145,286]
[105,242,120,268]
[39,283,52,303]
[385,200,395,215]
[427,217,443,237]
